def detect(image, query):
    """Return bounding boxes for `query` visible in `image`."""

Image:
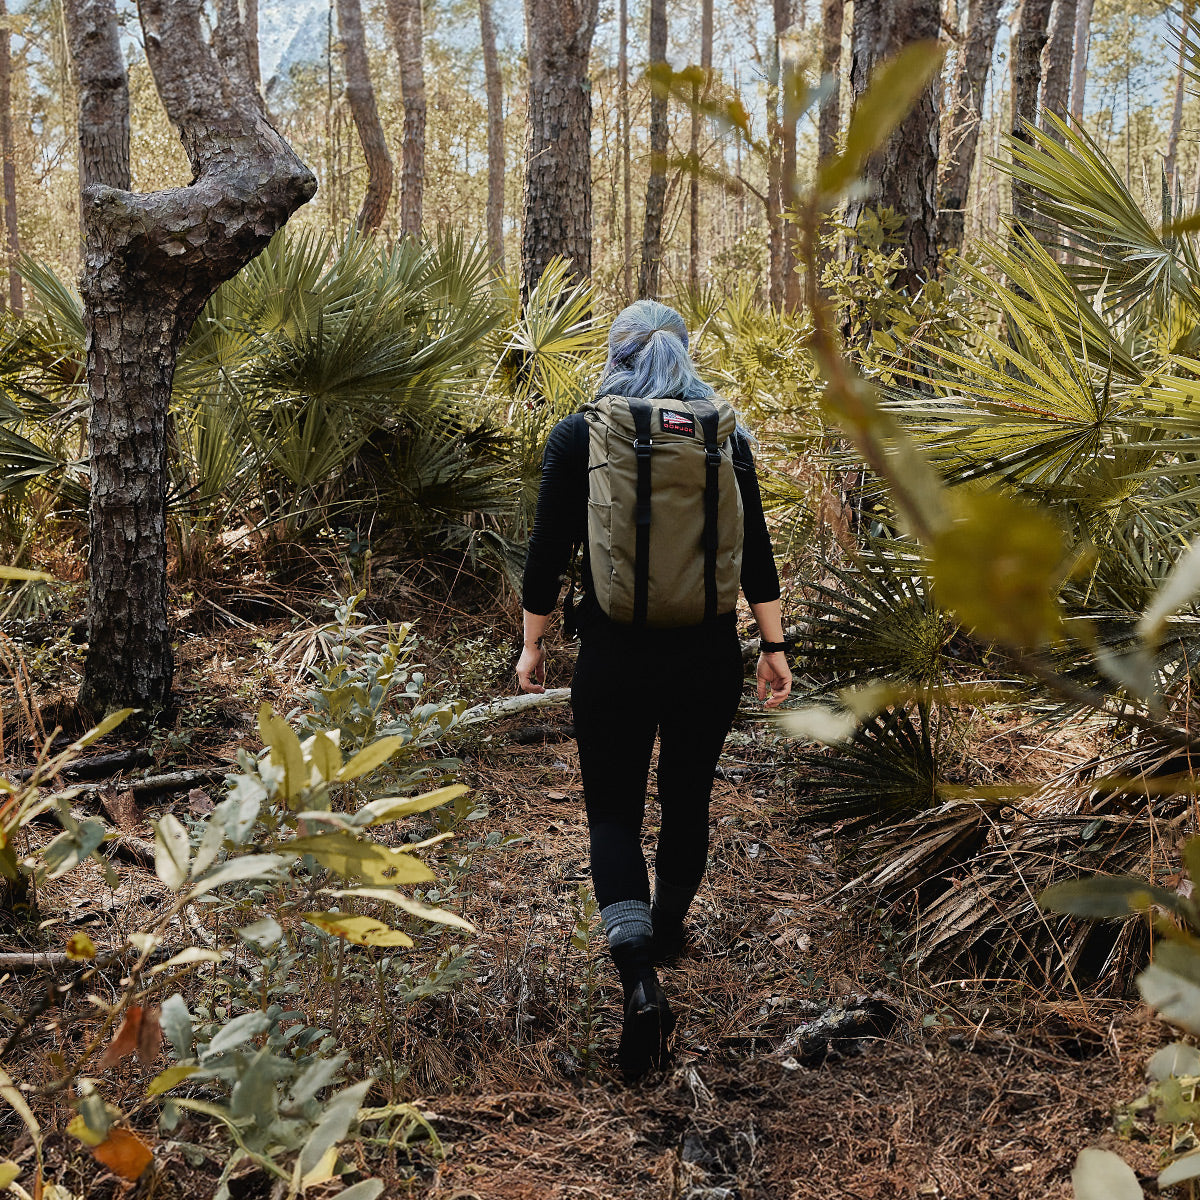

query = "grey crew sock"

[651,873,699,925]
[600,899,654,949]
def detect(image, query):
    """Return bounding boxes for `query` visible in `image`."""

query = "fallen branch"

[0,951,73,972]
[10,748,155,784]
[457,688,572,727]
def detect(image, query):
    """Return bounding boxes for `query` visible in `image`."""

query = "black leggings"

[570,620,745,911]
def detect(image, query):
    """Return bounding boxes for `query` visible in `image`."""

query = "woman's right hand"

[516,643,546,693]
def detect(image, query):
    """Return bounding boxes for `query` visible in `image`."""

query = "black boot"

[618,975,676,1080]
[650,903,687,965]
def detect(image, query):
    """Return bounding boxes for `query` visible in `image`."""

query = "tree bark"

[1069,0,1093,121]
[480,0,504,268]
[337,0,393,232]
[384,0,425,237]
[687,0,713,293]
[779,0,802,313]
[522,0,599,295]
[817,0,843,167]
[66,0,316,715]
[1166,0,1192,190]
[939,0,1003,253]
[619,0,632,299]
[0,0,20,313]
[848,0,943,294]
[1041,0,1077,137]
[213,0,262,104]
[1011,0,1054,236]
[637,0,668,299]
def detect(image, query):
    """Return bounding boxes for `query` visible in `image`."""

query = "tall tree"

[1041,0,1077,136]
[1069,0,1094,120]
[939,0,1004,253]
[687,0,714,293]
[1010,0,1054,236]
[1166,0,1192,190]
[64,0,315,714]
[637,0,668,298]
[817,0,843,166]
[619,0,632,299]
[522,0,599,293]
[479,0,504,268]
[385,0,425,236]
[0,0,20,313]
[337,0,393,231]
[848,0,943,293]
[214,0,262,102]
[779,0,802,312]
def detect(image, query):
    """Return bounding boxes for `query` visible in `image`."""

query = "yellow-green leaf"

[69,708,135,753]
[303,731,342,782]
[146,1065,199,1096]
[67,1113,106,1148]
[0,565,53,582]
[258,703,307,801]
[355,784,467,827]
[65,932,97,961]
[285,832,434,884]
[336,736,405,783]
[0,1066,39,1138]
[325,887,477,931]
[303,911,414,947]
[0,1161,19,1188]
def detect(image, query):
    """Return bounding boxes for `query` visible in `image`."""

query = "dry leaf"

[99,789,140,834]
[90,1128,154,1181]
[187,789,214,815]
[136,1008,162,1066]
[545,791,569,801]
[99,1007,142,1070]
[65,932,97,961]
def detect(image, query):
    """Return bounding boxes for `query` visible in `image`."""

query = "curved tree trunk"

[0,0,20,313]
[385,0,425,237]
[848,0,943,294]
[1069,0,1093,121]
[1011,0,1054,236]
[337,0,393,232]
[637,0,668,299]
[939,0,1003,253]
[687,0,713,293]
[1041,0,1077,138]
[66,0,316,715]
[479,0,504,268]
[522,0,599,295]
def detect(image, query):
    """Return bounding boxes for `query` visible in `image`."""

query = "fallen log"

[10,748,155,784]
[457,688,572,727]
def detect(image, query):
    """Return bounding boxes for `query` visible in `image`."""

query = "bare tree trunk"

[336,0,392,232]
[766,24,783,310]
[939,0,1003,252]
[619,0,632,299]
[687,0,713,293]
[1011,0,1054,236]
[1166,0,1192,190]
[385,0,425,237]
[214,0,262,104]
[480,0,504,268]
[780,0,802,313]
[637,0,668,299]
[1041,0,1077,137]
[65,0,315,715]
[522,0,599,294]
[0,0,20,313]
[1069,0,1093,121]
[818,0,843,166]
[848,0,943,293]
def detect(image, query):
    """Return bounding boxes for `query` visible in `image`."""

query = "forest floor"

[0,576,1178,1199]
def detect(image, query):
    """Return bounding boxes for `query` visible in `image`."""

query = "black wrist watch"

[759,639,788,655]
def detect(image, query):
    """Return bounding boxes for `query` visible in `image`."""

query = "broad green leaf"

[230,1045,282,1121]
[148,947,223,975]
[238,916,283,948]
[153,814,190,891]
[1140,962,1200,1034]
[159,994,193,1059]
[818,42,945,198]
[304,911,414,947]
[325,887,476,931]
[191,817,226,879]
[288,1050,347,1108]
[354,784,468,826]
[0,1161,19,1188]
[285,832,434,884]
[69,708,135,753]
[0,566,53,582]
[1161,1148,1200,1187]
[297,1080,372,1177]
[304,730,342,781]
[1040,875,1185,918]
[204,1010,272,1057]
[335,1180,384,1200]
[258,703,307,800]
[66,1113,107,1148]
[1147,1042,1200,1081]
[336,736,405,783]
[190,853,290,896]
[146,1065,199,1096]
[1139,540,1200,646]
[42,819,109,879]
[1072,1148,1142,1200]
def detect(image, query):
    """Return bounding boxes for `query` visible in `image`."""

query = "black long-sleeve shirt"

[522,412,781,628]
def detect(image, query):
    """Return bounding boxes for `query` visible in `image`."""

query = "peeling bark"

[521,0,599,295]
[480,0,504,268]
[337,0,393,231]
[66,0,316,715]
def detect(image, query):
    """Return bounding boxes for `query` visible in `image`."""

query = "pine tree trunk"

[637,0,668,299]
[687,0,713,293]
[766,25,783,311]
[939,0,1003,253]
[780,0,802,313]
[1166,0,1192,190]
[817,0,842,167]
[385,0,425,237]
[848,0,943,293]
[0,0,20,313]
[337,0,393,232]
[1069,0,1093,120]
[66,0,315,715]
[1041,0,1077,138]
[480,0,504,268]
[522,0,599,295]
[619,0,632,299]
[214,0,262,104]
[1011,0,1054,236]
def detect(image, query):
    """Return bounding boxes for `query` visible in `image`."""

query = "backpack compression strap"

[628,398,654,627]
[690,398,722,621]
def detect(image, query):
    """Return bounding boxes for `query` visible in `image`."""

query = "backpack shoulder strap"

[689,397,722,621]
[627,397,654,627]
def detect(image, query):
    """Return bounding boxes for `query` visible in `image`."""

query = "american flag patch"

[660,409,696,436]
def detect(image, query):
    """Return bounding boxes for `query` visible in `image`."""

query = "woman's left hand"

[757,651,792,709]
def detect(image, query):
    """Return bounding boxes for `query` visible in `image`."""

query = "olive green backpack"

[581,394,744,628]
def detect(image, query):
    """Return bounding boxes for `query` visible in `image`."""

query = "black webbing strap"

[628,399,654,627]
[691,399,722,621]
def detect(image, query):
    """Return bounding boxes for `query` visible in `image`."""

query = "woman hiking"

[516,300,791,1080]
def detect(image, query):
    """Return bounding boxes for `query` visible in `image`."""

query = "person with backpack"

[516,300,791,1080]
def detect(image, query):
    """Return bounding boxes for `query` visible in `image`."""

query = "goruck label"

[660,409,696,436]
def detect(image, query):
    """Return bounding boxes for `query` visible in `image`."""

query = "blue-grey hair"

[596,301,716,401]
